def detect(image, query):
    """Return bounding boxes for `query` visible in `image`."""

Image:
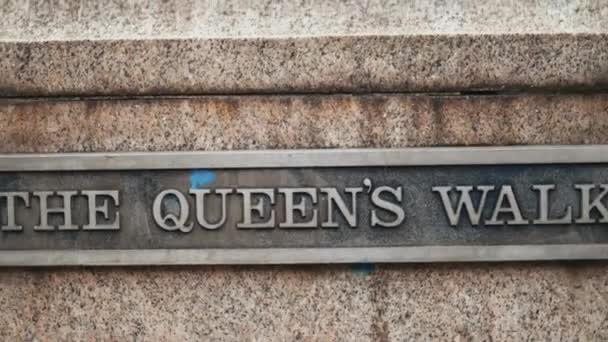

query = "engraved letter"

[575,184,608,223]
[486,185,528,225]
[82,190,120,230]
[190,188,233,230]
[321,187,362,228]
[532,184,572,224]
[34,191,78,231]
[153,189,193,232]
[279,188,318,228]
[371,186,405,228]
[237,189,275,229]
[0,192,29,231]
[432,185,494,226]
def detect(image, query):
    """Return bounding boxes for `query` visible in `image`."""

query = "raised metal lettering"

[321,187,362,228]
[82,190,120,230]
[190,188,233,230]
[532,184,572,224]
[575,184,608,223]
[0,192,29,231]
[486,185,528,225]
[33,191,78,231]
[279,188,318,228]
[432,185,494,226]
[370,186,405,228]
[237,189,275,229]
[153,189,193,232]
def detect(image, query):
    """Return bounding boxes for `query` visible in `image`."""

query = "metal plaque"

[3,145,608,265]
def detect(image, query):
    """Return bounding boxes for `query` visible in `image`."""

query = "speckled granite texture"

[2,263,608,340]
[1,0,607,96]
[2,0,606,39]
[1,94,608,152]
[1,94,608,340]
[2,1,608,340]
[2,34,607,97]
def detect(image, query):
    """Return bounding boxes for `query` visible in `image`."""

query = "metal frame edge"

[2,145,608,265]
[1,145,608,171]
[2,245,608,266]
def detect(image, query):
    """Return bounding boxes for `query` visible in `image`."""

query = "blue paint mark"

[190,169,216,188]
[351,263,376,276]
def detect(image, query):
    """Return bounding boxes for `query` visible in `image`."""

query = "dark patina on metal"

[1,146,608,265]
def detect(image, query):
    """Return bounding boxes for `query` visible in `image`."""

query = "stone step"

[1,0,607,97]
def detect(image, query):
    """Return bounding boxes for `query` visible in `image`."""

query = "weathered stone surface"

[1,0,607,96]
[2,34,606,97]
[1,94,607,153]
[3,0,606,40]
[1,94,608,339]
[2,2,607,340]
[2,263,608,340]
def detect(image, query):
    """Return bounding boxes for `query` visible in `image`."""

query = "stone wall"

[3,263,608,340]
[2,93,608,340]
[1,0,608,340]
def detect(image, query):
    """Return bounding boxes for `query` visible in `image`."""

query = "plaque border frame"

[2,145,608,266]
[2,144,608,171]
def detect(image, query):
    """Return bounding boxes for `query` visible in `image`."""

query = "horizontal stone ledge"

[4,0,606,40]
[1,94,607,153]
[2,0,607,96]
[0,33,607,97]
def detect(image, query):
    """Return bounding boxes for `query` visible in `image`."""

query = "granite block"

[3,0,606,40]
[1,93,608,339]
[1,0,607,96]
[1,263,608,340]
[0,94,607,153]
[1,34,607,97]
[2,1,608,340]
